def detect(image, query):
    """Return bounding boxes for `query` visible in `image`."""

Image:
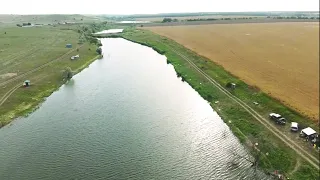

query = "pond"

[0,38,269,179]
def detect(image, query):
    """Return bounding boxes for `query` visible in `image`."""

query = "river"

[0,38,269,179]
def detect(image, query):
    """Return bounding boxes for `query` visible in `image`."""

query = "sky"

[0,0,319,14]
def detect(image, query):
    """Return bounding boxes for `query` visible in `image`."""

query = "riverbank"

[0,53,101,127]
[96,29,319,179]
[0,25,102,127]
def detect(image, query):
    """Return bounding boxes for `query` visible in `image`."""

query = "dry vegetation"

[145,22,319,121]
[136,15,265,22]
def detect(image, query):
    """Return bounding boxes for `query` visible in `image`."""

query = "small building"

[66,44,72,48]
[23,80,30,87]
[300,127,317,138]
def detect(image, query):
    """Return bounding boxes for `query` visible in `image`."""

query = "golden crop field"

[136,15,265,22]
[145,23,319,121]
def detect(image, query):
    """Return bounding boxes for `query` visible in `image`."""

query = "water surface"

[93,29,123,35]
[0,38,268,179]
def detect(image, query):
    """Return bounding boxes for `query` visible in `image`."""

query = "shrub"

[62,67,73,79]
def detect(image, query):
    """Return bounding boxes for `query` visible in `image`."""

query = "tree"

[226,82,232,88]
[62,67,73,80]
[89,37,98,45]
[27,22,31,25]
[96,47,102,55]
[162,18,172,23]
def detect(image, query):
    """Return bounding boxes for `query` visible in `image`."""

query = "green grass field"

[0,14,103,26]
[0,24,99,126]
[97,29,319,179]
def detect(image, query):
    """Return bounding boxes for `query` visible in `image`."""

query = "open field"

[0,25,99,126]
[141,19,319,27]
[144,22,319,121]
[0,14,103,26]
[98,29,320,179]
[135,15,266,22]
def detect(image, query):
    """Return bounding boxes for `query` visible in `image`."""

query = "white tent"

[301,127,316,136]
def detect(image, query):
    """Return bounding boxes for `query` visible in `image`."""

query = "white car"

[290,122,298,132]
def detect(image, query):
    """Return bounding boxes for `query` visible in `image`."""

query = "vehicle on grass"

[269,113,286,125]
[290,122,299,132]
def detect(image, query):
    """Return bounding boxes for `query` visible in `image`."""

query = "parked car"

[269,113,281,120]
[269,113,286,125]
[290,122,298,132]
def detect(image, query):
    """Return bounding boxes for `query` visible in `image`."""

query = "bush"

[226,82,232,88]
[62,67,73,79]
[96,47,102,55]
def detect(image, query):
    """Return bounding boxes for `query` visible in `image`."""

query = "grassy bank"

[100,29,319,179]
[0,24,102,127]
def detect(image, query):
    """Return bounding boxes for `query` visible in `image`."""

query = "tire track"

[0,75,49,107]
[157,40,319,169]
[0,83,21,106]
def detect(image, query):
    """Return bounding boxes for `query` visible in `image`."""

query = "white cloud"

[0,0,319,14]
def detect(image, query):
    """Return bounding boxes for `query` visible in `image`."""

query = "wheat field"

[145,22,319,120]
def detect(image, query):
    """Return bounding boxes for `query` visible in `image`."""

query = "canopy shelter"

[23,80,30,87]
[301,127,316,136]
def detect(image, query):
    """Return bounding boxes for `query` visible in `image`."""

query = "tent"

[301,127,316,136]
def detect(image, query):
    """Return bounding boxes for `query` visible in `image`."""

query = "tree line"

[16,22,32,27]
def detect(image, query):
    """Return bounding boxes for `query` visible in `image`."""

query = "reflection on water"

[0,38,269,179]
